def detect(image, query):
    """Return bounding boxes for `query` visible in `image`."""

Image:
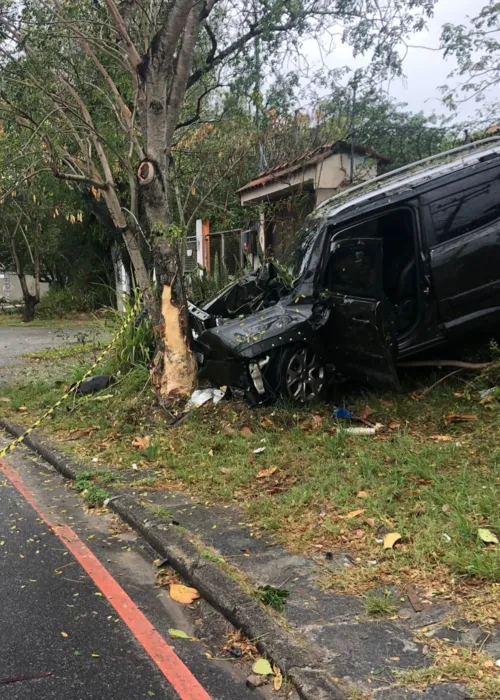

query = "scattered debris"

[273,665,283,690]
[76,375,113,395]
[429,435,453,442]
[169,584,200,604]
[0,397,12,403]
[479,387,497,400]
[383,532,402,549]
[246,673,268,689]
[357,490,369,498]
[0,672,52,685]
[406,585,424,612]
[342,509,366,519]
[445,413,478,424]
[253,447,266,454]
[334,407,352,419]
[361,405,374,421]
[256,466,277,479]
[252,658,274,676]
[132,435,151,449]
[168,628,195,640]
[186,387,225,410]
[342,427,376,435]
[478,528,499,545]
[229,646,242,658]
[240,427,253,437]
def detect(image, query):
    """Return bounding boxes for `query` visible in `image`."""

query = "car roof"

[316,137,500,225]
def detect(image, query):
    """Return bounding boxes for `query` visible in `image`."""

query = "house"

[237,141,390,263]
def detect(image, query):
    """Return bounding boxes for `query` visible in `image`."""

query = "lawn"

[1,353,499,622]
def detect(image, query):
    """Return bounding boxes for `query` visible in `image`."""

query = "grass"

[363,589,399,617]
[256,585,290,613]
[1,349,499,613]
[0,314,101,327]
[22,341,105,361]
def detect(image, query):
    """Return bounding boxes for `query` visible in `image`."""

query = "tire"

[267,344,327,403]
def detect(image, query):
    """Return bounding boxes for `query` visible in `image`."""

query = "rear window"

[429,170,500,244]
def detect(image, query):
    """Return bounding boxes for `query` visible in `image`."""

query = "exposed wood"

[158,284,196,399]
[405,585,424,613]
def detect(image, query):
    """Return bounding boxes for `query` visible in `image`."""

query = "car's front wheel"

[267,345,327,403]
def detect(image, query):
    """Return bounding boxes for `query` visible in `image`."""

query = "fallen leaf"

[388,420,401,430]
[442,504,451,514]
[361,405,374,421]
[483,660,494,669]
[380,399,393,408]
[429,435,453,442]
[445,413,478,424]
[208,448,214,457]
[61,632,68,638]
[260,416,275,428]
[353,529,365,538]
[168,628,192,639]
[311,414,323,428]
[453,392,464,398]
[67,427,95,440]
[257,466,277,479]
[132,435,151,448]
[384,456,394,464]
[169,584,200,604]
[223,424,236,436]
[273,665,283,690]
[357,490,369,498]
[0,397,12,403]
[365,518,376,528]
[240,427,253,437]
[343,509,366,519]
[418,479,434,486]
[383,532,402,549]
[18,406,28,412]
[478,528,499,545]
[220,468,232,475]
[252,658,274,676]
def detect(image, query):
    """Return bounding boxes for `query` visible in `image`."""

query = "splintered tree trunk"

[151,238,196,401]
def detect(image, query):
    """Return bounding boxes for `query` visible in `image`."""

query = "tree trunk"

[23,294,38,322]
[10,234,39,323]
[111,243,130,312]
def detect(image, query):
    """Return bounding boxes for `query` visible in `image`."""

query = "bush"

[107,295,155,373]
[37,284,108,318]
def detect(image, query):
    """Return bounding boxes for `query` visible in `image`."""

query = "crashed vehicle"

[189,137,500,402]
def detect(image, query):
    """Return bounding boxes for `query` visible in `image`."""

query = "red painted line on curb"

[0,459,212,700]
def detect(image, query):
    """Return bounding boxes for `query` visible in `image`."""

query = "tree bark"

[10,234,39,323]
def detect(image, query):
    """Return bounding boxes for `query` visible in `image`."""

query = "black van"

[189,137,500,402]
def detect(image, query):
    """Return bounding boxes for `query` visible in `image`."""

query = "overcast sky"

[304,0,498,122]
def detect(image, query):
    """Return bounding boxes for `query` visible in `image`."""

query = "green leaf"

[478,528,499,545]
[168,628,191,639]
[252,658,274,676]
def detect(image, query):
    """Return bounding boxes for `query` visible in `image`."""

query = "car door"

[320,237,400,389]
[423,162,500,335]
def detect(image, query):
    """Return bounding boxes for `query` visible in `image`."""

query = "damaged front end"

[188,264,328,402]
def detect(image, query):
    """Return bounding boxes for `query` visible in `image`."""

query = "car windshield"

[284,220,321,280]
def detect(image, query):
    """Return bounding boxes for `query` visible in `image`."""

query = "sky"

[303,0,499,122]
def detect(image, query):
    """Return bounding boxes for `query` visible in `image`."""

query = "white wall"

[0,272,49,302]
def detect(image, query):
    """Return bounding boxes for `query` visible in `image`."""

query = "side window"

[429,171,500,244]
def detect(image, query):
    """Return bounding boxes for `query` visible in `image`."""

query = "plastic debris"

[253,447,266,454]
[479,387,497,400]
[186,388,226,410]
[342,427,376,435]
[334,407,352,419]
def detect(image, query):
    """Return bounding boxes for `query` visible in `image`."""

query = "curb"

[0,419,346,700]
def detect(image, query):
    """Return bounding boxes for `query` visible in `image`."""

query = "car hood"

[197,299,318,359]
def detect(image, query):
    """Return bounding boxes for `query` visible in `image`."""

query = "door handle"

[352,317,370,325]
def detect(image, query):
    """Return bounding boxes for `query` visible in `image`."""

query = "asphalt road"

[0,325,106,368]
[0,444,275,700]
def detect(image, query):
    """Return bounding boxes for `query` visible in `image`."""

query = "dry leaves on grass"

[357,490,369,498]
[169,584,200,604]
[387,420,401,430]
[445,413,478,424]
[300,414,323,431]
[260,416,275,429]
[17,406,28,412]
[256,466,278,479]
[132,435,151,448]
[240,426,253,437]
[341,509,367,519]
[361,405,374,421]
[0,397,11,403]
[67,427,95,440]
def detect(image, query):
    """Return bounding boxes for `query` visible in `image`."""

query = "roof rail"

[316,136,500,212]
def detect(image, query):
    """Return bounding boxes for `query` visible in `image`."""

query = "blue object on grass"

[334,407,352,419]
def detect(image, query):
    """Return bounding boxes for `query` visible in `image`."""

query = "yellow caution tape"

[0,294,143,459]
